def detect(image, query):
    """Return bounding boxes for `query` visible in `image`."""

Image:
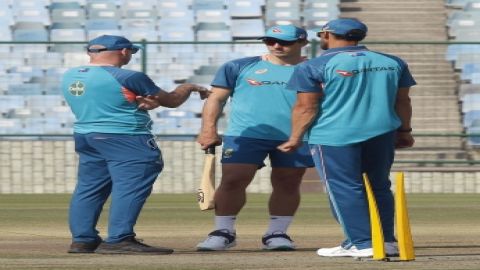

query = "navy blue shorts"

[221,136,314,168]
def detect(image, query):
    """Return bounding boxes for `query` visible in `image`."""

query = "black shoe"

[68,239,102,253]
[95,236,174,255]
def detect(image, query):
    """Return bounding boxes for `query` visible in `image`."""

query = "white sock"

[265,216,293,235]
[215,215,236,233]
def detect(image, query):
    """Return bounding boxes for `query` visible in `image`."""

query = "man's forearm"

[290,102,318,141]
[158,84,196,108]
[201,97,225,133]
[395,97,412,130]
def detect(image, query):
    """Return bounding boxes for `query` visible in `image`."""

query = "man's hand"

[395,132,414,149]
[192,86,211,100]
[197,130,222,150]
[277,138,303,153]
[136,95,160,110]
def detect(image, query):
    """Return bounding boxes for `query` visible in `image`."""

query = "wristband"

[397,127,412,133]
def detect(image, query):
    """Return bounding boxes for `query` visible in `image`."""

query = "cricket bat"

[197,146,216,210]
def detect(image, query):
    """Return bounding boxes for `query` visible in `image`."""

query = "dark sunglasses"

[262,38,297,46]
[87,47,139,54]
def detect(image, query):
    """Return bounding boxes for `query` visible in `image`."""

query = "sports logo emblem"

[223,148,234,158]
[246,79,263,85]
[255,68,268,74]
[69,81,85,96]
[336,70,354,77]
[272,28,282,33]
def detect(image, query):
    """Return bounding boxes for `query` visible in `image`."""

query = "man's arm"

[395,87,414,148]
[277,91,322,153]
[136,83,209,110]
[197,87,231,150]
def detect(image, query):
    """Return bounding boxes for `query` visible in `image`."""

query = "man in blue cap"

[63,35,208,254]
[278,18,416,257]
[196,25,314,251]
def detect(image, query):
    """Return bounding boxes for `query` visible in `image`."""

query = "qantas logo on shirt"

[336,66,399,77]
[336,70,354,77]
[246,79,287,86]
[247,79,263,85]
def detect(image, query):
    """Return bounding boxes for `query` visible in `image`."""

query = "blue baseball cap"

[258,25,308,41]
[319,18,367,40]
[87,35,141,53]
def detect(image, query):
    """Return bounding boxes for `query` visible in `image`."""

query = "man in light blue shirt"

[196,25,314,251]
[278,18,416,258]
[63,35,207,255]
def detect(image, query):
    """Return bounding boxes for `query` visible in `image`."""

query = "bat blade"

[197,146,216,210]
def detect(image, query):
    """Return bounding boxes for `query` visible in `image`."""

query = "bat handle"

[205,146,215,154]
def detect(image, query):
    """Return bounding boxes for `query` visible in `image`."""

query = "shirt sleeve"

[398,64,417,88]
[211,61,241,89]
[287,62,324,93]
[123,72,161,96]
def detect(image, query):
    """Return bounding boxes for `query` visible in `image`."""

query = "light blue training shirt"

[287,45,417,146]
[212,56,302,140]
[62,66,160,134]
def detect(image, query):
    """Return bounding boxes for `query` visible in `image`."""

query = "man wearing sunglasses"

[196,25,314,251]
[279,18,416,258]
[63,35,208,255]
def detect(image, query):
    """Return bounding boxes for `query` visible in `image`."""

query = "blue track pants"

[69,133,163,243]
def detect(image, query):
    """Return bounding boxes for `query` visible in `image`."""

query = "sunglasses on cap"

[262,38,298,46]
[87,47,139,54]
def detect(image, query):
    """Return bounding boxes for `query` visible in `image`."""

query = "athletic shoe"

[316,242,399,258]
[196,229,236,251]
[262,232,295,251]
[68,239,102,253]
[95,236,173,255]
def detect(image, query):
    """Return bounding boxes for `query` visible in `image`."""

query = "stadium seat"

[452,29,480,41]
[88,9,121,21]
[192,0,225,11]
[86,0,118,11]
[231,19,265,39]
[50,2,86,24]
[0,119,23,134]
[194,65,220,75]
[303,7,340,30]
[51,0,87,5]
[13,4,51,25]
[64,52,90,67]
[196,9,231,25]
[50,22,86,52]
[158,9,195,28]
[119,0,156,10]
[446,44,480,61]
[123,9,158,20]
[455,53,480,71]
[158,27,195,53]
[121,19,156,31]
[157,0,191,10]
[461,93,480,112]
[196,22,232,41]
[0,96,26,115]
[7,83,44,95]
[0,7,15,26]
[461,63,480,81]
[265,0,301,27]
[229,0,263,18]
[445,0,480,8]
[12,23,49,53]
[463,110,480,127]
[85,19,119,30]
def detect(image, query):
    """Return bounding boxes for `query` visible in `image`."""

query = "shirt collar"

[321,45,368,56]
